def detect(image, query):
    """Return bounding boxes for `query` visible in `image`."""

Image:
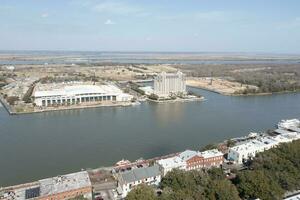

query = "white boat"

[277,119,300,129]
[115,159,131,167]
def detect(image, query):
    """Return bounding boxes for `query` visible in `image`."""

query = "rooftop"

[34,82,123,97]
[39,171,91,197]
[157,156,185,168]
[230,136,279,152]
[199,149,223,159]
[119,165,160,184]
[178,150,198,161]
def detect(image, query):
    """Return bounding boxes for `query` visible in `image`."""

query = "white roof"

[199,149,223,159]
[39,171,91,196]
[157,156,185,169]
[178,150,198,161]
[34,84,123,98]
[230,136,278,153]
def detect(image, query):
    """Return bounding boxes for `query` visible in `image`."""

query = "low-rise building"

[182,149,224,171]
[157,149,224,174]
[33,82,133,107]
[157,156,186,176]
[117,165,161,198]
[0,171,92,200]
[228,136,279,164]
[38,171,92,200]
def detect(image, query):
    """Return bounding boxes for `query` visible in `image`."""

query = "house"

[117,165,161,198]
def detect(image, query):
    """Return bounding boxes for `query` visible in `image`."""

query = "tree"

[160,169,240,200]
[6,96,19,105]
[226,139,236,147]
[148,94,159,100]
[235,170,284,200]
[200,143,218,151]
[207,179,240,200]
[126,184,157,200]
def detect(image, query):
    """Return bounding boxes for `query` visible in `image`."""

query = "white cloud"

[145,37,152,41]
[41,13,49,18]
[93,1,142,15]
[104,19,116,25]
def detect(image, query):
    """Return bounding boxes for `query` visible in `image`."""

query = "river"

[0,88,300,186]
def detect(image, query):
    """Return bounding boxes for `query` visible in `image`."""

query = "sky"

[0,0,300,53]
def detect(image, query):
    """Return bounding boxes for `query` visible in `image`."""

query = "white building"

[153,71,186,97]
[33,83,133,107]
[117,165,161,198]
[228,136,279,164]
[157,156,186,176]
[157,149,224,175]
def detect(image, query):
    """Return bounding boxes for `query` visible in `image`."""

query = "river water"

[0,88,300,186]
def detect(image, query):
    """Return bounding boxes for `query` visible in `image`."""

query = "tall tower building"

[154,71,186,96]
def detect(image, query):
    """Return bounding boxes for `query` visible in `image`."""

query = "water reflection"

[152,102,186,126]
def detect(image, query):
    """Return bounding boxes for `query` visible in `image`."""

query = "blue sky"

[0,0,300,53]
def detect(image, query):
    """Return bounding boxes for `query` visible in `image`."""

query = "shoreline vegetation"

[126,139,300,200]
[187,83,300,96]
[182,63,300,96]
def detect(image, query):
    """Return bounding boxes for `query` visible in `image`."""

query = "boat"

[277,119,300,129]
[115,159,131,167]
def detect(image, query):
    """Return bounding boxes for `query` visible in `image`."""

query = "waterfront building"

[153,71,186,97]
[229,127,300,164]
[228,136,279,164]
[157,149,224,175]
[38,171,92,200]
[157,156,186,176]
[0,171,92,200]
[116,165,161,198]
[33,82,133,107]
[180,149,224,171]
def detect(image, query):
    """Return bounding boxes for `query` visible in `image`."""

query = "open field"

[179,63,300,94]
[186,77,259,95]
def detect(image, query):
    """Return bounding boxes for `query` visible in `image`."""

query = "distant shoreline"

[187,85,300,96]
